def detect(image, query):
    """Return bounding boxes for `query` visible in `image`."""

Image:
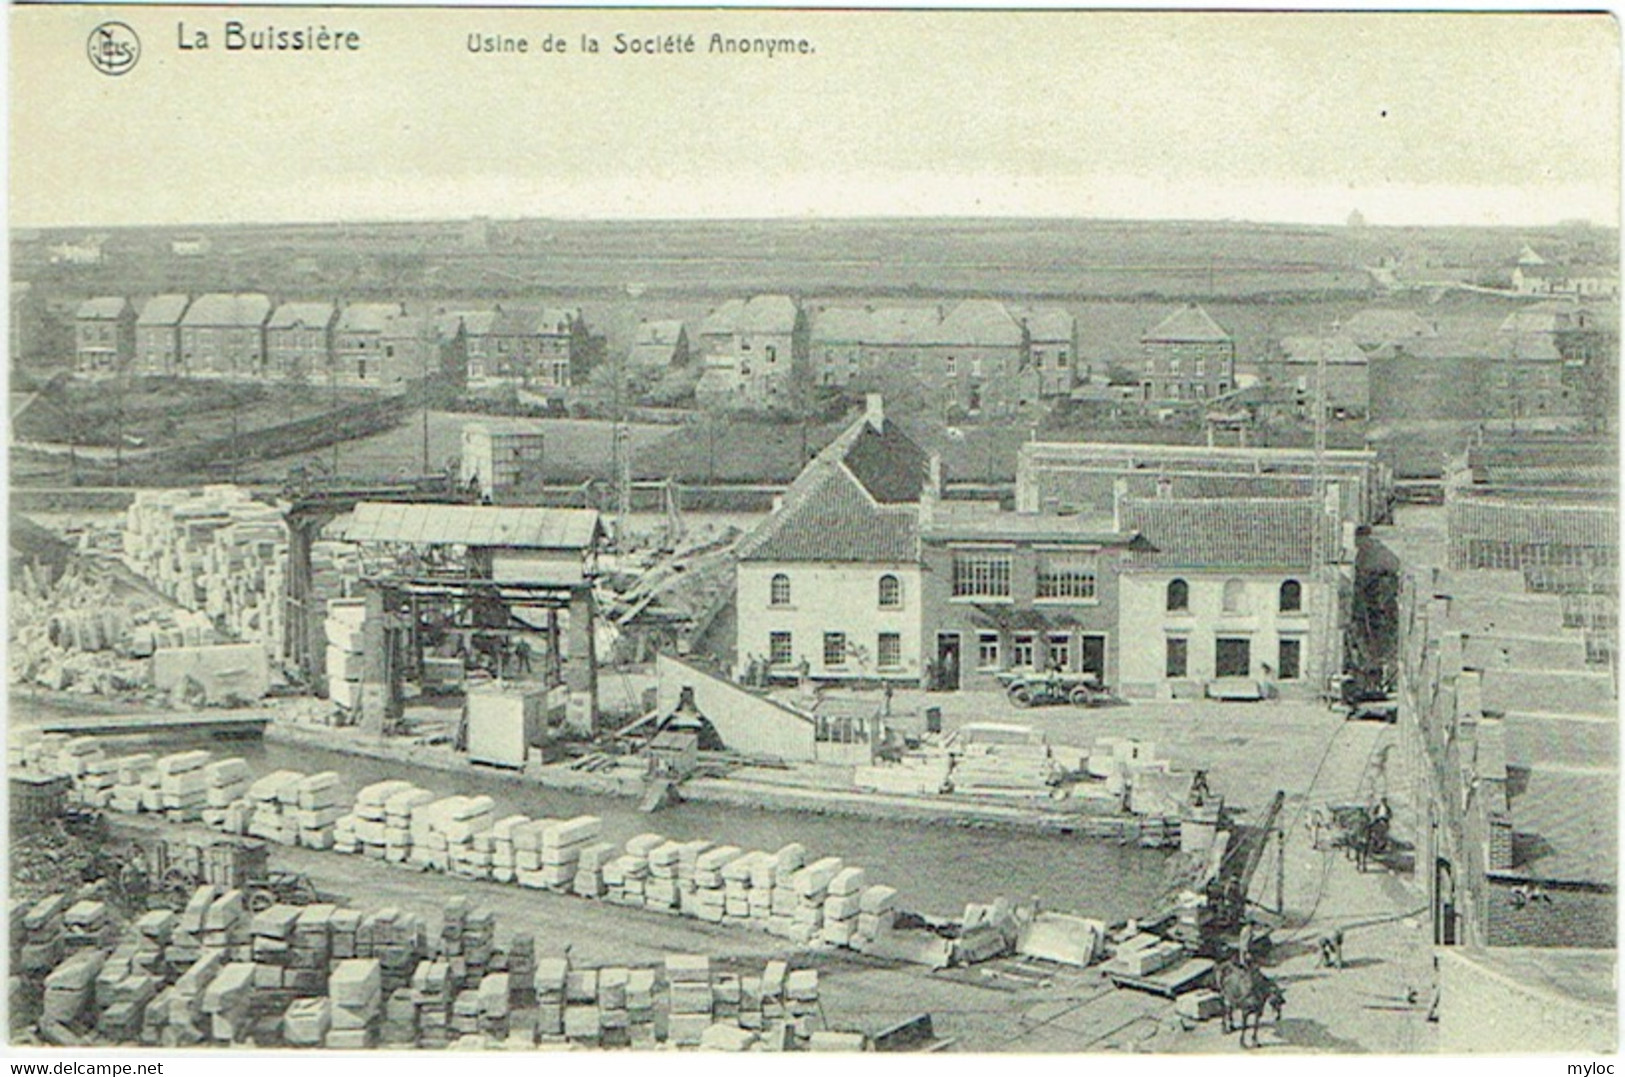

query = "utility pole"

[1311,327,1330,693]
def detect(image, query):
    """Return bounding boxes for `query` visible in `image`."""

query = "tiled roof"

[181,293,271,328]
[1021,308,1075,343]
[1499,301,1598,335]
[868,306,941,345]
[136,294,189,327]
[75,296,129,320]
[736,412,927,564]
[1278,334,1368,365]
[337,303,405,334]
[923,501,1138,544]
[700,298,745,337]
[1119,497,1334,571]
[634,319,686,346]
[928,299,1024,347]
[1341,308,1437,346]
[1143,303,1231,344]
[1448,497,1618,550]
[267,302,335,331]
[811,307,872,344]
[488,306,577,338]
[434,310,499,340]
[739,295,798,334]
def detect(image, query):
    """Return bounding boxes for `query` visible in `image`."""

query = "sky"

[9,8,1621,229]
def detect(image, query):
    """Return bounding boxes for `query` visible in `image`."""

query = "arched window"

[1222,579,1248,613]
[1279,579,1303,613]
[1166,579,1189,612]
[878,574,902,609]
[770,573,791,607]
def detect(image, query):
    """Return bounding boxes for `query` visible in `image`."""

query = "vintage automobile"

[994,668,1109,708]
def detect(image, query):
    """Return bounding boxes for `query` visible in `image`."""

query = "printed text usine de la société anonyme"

[467,32,816,57]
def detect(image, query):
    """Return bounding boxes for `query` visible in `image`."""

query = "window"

[878,574,902,609]
[766,345,777,363]
[1011,634,1036,668]
[1279,579,1303,613]
[952,552,1012,599]
[1216,637,1252,678]
[823,632,847,667]
[971,358,983,378]
[1046,634,1071,671]
[1056,350,1069,367]
[977,633,1001,670]
[1169,357,1182,374]
[770,573,791,607]
[1166,637,1188,678]
[945,356,957,378]
[877,633,901,669]
[1222,579,1248,613]
[1037,553,1098,600]
[769,632,793,666]
[1167,579,1190,612]
[1278,638,1302,680]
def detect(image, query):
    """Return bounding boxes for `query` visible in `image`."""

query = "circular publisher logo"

[87,22,140,76]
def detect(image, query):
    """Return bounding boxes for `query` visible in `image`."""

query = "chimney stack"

[864,393,885,431]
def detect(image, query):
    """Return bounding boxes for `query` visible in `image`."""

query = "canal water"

[236,739,1173,923]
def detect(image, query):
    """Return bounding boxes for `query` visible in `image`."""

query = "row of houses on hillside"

[733,396,1375,699]
[1227,299,1613,424]
[73,294,593,392]
[1510,246,1620,299]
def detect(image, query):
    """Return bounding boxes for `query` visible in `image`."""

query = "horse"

[1216,958,1286,1048]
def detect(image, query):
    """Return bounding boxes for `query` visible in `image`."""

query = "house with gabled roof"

[334,302,436,390]
[915,299,1030,414]
[74,296,136,376]
[1269,333,1370,418]
[133,294,190,376]
[1343,308,1438,352]
[695,295,807,410]
[1114,492,1352,699]
[734,395,935,682]
[180,293,271,378]
[265,301,336,382]
[1020,307,1077,398]
[1139,303,1236,404]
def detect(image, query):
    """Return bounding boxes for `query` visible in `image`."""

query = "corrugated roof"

[267,302,335,331]
[1120,497,1335,571]
[75,296,129,320]
[1278,335,1368,366]
[1143,303,1231,344]
[136,294,190,327]
[181,293,271,328]
[739,294,799,334]
[345,503,602,550]
[928,299,1024,347]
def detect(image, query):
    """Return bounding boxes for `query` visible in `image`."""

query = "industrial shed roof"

[346,502,602,550]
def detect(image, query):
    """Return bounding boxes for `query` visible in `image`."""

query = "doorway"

[1079,634,1106,681]
[935,633,962,691]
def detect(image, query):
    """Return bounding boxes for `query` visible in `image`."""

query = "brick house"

[133,294,190,376]
[334,303,434,390]
[73,296,135,376]
[918,499,1146,692]
[1269,334,1370,418]
[1021,308,1078,398]
[695,295,807,410]
[179,293,271,378]
[734,396,933,683]
[480,307,589,391]
[915,299,1029,415]
[265,301,337,382]
[1139,303,1235,403]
